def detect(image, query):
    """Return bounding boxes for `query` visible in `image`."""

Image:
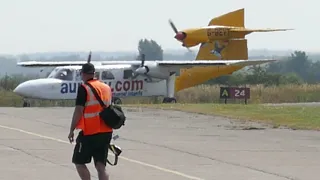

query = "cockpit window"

[47,68,58,78]
[48,68,74,81]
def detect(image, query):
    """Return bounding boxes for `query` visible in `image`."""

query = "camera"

[109,143,122,156]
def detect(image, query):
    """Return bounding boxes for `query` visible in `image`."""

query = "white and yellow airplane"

[13,8,291,106]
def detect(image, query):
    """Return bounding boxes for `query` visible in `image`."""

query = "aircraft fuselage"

[13,65,168,100]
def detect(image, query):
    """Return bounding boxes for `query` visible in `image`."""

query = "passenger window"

[123,69,133,79]
[101,71,115,80]
[94,72,100,80]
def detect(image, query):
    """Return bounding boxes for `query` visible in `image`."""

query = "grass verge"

[124,103,320,131]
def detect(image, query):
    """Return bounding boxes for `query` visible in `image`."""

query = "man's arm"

[69,85,86,132]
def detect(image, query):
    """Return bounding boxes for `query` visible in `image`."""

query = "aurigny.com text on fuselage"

[60,80,144,97]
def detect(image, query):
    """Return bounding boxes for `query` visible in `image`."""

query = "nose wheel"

[22,99,31,107]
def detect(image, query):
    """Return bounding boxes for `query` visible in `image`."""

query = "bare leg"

[95,162,109,180]
[75,164,91,180]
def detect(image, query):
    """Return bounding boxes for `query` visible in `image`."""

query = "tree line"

[208,51,320,86]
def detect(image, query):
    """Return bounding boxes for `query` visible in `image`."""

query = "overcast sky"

[0,0,318,54]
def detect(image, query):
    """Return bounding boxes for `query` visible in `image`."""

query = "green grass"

[124,103,320,130]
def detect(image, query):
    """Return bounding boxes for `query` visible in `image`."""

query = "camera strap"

[107,144,120,166]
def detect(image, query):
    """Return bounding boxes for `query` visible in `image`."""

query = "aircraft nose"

[13,80,40,98]
[174,32,186,41]
[13,82,30,97]
[14,78,60,99]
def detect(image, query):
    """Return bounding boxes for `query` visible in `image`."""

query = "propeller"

[131,54,151,81]
[87,51,92,63]
[168,19,192,52]
[134,54,149,75]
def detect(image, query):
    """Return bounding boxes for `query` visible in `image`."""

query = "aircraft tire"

[162,97,177,103]
[113,97,122,105]
[23,101,30,107]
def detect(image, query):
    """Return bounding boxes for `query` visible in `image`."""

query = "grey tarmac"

[0,107,319,180]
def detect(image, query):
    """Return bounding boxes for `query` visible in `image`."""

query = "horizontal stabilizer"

[230,59,276,66]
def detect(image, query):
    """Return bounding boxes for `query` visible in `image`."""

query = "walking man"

[68,62,113,180]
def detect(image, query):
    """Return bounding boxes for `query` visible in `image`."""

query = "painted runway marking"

[0,124,204,180]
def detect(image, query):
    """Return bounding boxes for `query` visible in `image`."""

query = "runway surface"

[0,107,319,180]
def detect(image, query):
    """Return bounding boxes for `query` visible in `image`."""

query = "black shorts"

[72,131,112,166]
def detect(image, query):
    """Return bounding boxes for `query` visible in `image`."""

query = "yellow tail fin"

[208,8,244,27]
[175,40,247,92]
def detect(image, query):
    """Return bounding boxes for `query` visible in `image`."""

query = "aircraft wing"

[17,61,89,67]
[17,59,276,68]
[16,60,143,67]
[101,59,276,67]
[148,59,275,72]
[156,59,275,67]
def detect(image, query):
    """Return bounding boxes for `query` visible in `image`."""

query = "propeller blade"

[87,51,92,63]
[169,19,188,49]
[168,19,178,34]
[141,54,145,66]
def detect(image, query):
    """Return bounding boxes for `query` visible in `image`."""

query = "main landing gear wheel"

[162,97,177,103]
[22,100,31,107]
[112,97,122,105]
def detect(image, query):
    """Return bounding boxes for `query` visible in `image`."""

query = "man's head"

[80,63,95,81]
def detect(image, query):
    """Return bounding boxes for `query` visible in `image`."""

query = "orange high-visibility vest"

[76,79,113,135]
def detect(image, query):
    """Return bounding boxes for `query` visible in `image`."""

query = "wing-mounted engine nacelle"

[133,54,173,80]
[134,66,149,74]
[133,62,170,79]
